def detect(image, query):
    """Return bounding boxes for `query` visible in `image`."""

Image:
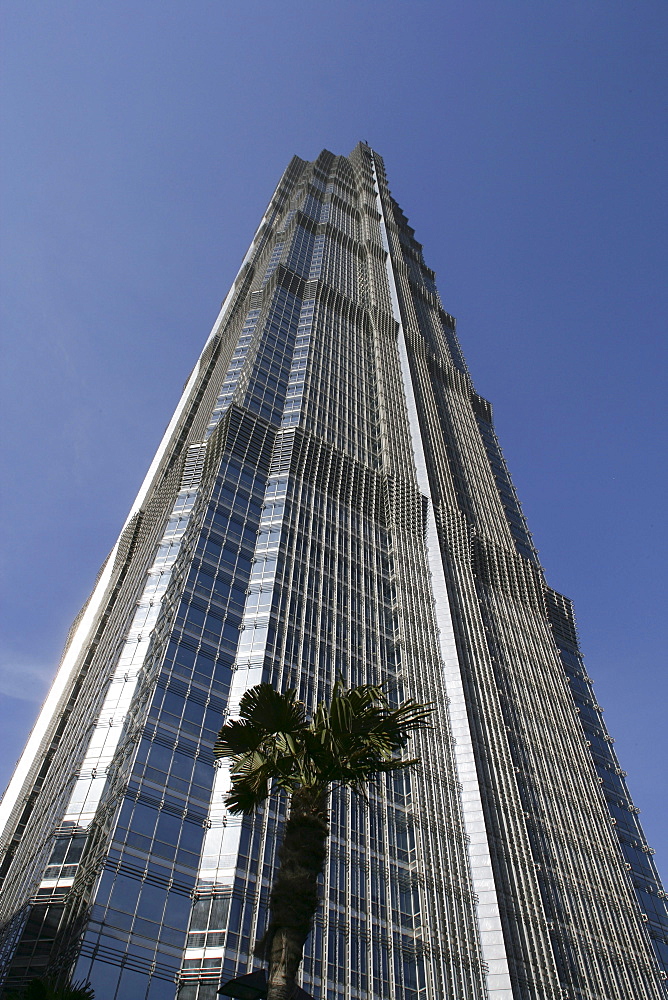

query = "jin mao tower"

[1,144,666,1000]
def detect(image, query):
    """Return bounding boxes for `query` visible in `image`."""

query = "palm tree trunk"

[265,786,328,1000]
[266,924,308,1000]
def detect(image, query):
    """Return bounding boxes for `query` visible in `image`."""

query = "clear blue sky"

[1,2,666,870]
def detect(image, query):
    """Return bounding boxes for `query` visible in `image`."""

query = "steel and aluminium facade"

[0,144,666,1000]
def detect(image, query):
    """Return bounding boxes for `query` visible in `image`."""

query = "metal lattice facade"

[0,144,666,1000]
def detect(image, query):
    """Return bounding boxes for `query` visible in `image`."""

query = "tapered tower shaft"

[1,145,666,1000]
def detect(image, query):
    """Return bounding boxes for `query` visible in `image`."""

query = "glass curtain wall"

[0,145,665,1000]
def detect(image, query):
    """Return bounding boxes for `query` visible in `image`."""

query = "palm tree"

[215,680,431,1000]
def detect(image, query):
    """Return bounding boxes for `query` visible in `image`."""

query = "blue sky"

[1,1,666,869]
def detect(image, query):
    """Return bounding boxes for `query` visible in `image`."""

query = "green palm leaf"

[238,683,307,734]
[215,680,431,809]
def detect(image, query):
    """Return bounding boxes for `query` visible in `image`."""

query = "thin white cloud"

[0,650,55,703]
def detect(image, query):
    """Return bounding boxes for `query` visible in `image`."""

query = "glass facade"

[0,144,666,1000]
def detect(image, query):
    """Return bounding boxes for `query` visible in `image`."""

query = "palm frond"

[306,683,432,788]
[216,681,432,812]
[226,776,269,814]
[238,683,307,734]
[214,718,264,758]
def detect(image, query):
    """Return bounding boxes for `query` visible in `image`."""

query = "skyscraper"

[0,142,666,1000]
